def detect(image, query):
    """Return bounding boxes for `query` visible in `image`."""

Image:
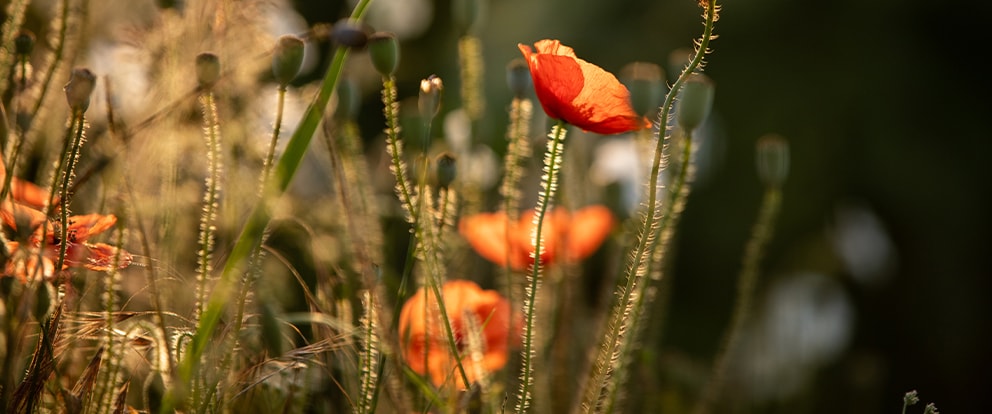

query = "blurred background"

[303,0,988,412]
[7,0,989,412]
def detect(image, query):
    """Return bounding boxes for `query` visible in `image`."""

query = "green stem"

[516,120,568,413]
[692,186,781,414]
[54,111,85,272]
[163,0,374,410]
[604,127,697,413]
[195,91,222,321]
[581,2,718,411]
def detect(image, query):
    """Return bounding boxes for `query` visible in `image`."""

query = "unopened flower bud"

[620,61,666,118]
[755,134,790,187]
[15,31,35,56]
[452,0,486,35]
[272,35,305,87]
[195,52,221,89]
[676,73,714,131]
[331,19,369,49]
[435,152,457,189]
[63,68,96,112]
[367,32,400,77]
[506,58,531,99]
[419,75,443,120]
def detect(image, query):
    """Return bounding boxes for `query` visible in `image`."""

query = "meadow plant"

[0,0,908,412]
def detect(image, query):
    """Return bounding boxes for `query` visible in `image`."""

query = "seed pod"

[676,72,714,131]
[272,35,305,87]
[15,30,35,56]
[367,32,400,77]
[195,52,221,89]
[435,152,457,189]
[620,61,666,118]
[506,58,531,100]
[331,19,369,49]
[755,134,790,187]
[64,68,97,112]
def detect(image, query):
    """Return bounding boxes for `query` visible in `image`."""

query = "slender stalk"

[194,91,222,322]
[693,187,781,414]
[261,86,287,183]
[164,0,374,410]
[0,0,30,94]
[581,2,718,411]
[54,111,86,272]
[604,128,697,412]
[516,120,567,413]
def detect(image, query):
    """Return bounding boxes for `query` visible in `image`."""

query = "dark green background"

[288,0,990,411]
[293,0,992,411]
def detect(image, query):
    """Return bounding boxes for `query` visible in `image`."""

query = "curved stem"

[164,0,375,410]
[516,120,567,413]
[55,111,86,272]
[581,1,718,411]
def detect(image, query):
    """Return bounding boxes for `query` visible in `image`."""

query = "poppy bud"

[452,0,486,35]
[15,30,35,56]
[506,58,531,100]
[435,152,457,189]
[367,32,400,77]
[419,75,443,120]
[620,61,666,118]
[63,68,96,112]
[195,52,221,89]
[676,73,714,131]
[272,35,305,87]
[755,134,790,187]
[331,19,369,49]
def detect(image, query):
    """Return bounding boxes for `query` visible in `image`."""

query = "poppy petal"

[73,243,134,271]
[564,205,615,261]
[459,211,513,267]
[519,39,646,135]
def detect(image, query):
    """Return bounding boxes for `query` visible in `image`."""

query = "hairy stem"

[516,120,567,413]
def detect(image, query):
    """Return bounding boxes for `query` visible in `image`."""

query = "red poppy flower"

[2,162,132,282]
[518,39,647,135]
[399,280,518,389]
[459,205,614,271]
[3,213,133,282]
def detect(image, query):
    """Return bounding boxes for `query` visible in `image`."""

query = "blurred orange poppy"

[3,212,133,282]
[518,39,647,135]
[459,205,614,271]
[399,280,517,389]
[1,164,132,282]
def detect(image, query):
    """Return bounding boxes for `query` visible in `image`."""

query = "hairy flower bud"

[331,19,369,49]
[15,31,35,56]
[435,152,457,189]
[63,68,96,112]
[272,35,305,87]
[452,0,486,35]
[506,58,531,100]
[676,73,714,131]
[367,32,400,77]
[195,52,221,89]
[755,134,790,187]
[620,62,666,118]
